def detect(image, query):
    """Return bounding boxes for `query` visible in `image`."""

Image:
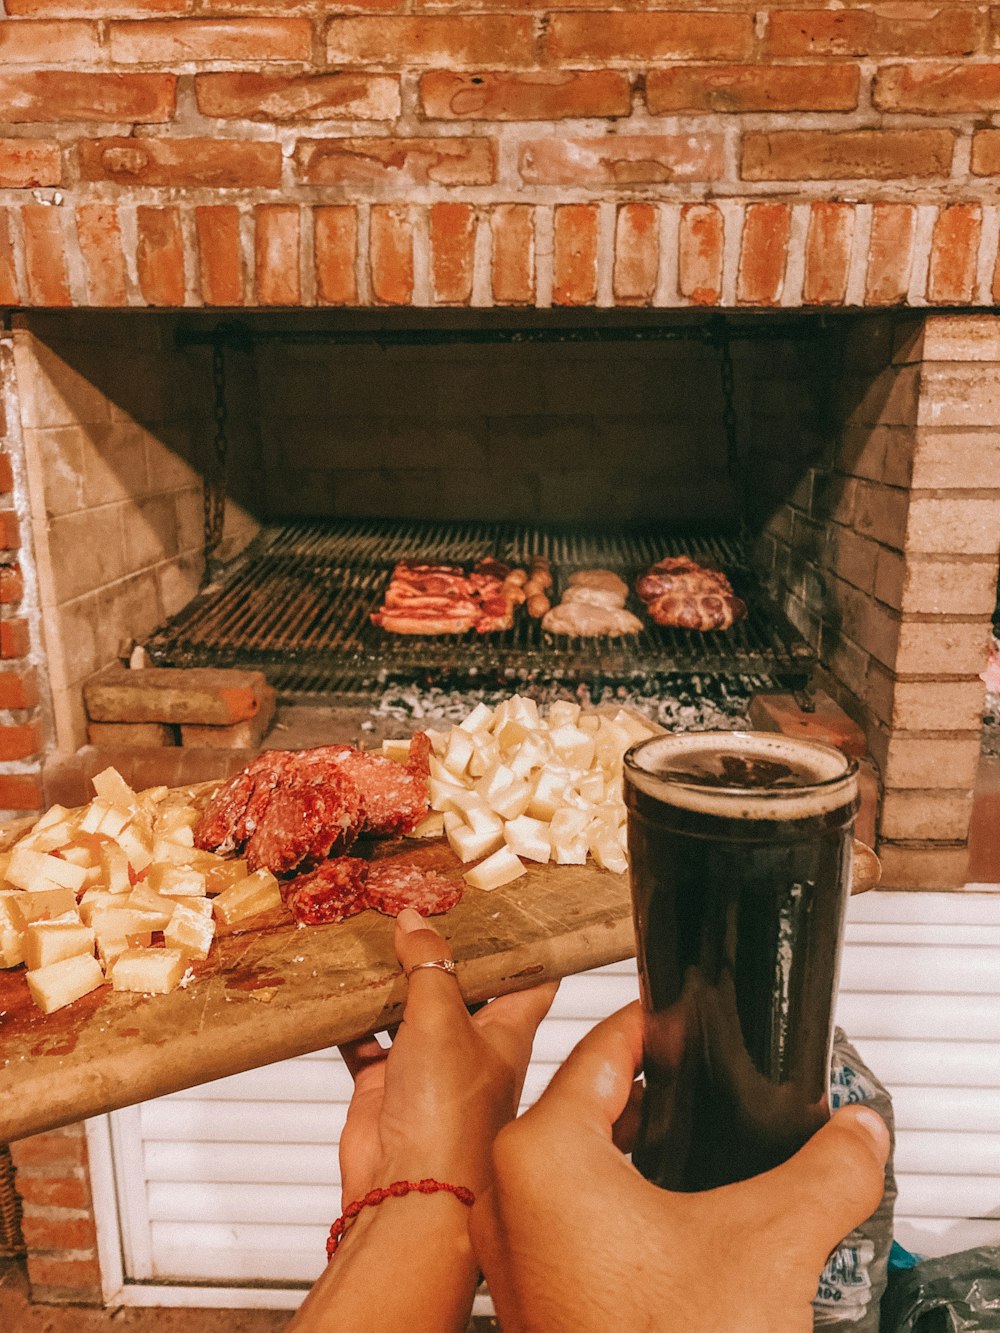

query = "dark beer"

[624,732,858,1193]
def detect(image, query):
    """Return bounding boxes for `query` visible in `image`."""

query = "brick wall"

[755,312,1000,887]
[0,5,1000,311]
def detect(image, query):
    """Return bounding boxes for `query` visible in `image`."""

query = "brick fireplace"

[1,0,1000,1306]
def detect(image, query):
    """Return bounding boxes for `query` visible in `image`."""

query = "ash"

[372,675,769,733]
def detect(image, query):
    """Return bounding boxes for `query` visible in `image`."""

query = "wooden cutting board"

[0,812,636,1144]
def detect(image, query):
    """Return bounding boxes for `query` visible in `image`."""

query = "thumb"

[756,1105,890,1269]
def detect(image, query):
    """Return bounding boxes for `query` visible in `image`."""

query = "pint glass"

[623,731,859,1192]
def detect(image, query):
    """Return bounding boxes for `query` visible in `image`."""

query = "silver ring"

[406,959,457,979]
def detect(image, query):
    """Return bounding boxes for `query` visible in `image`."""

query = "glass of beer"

[623,731,859,1193]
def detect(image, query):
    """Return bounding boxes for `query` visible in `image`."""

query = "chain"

[715,326,750,551]
[202,340,229,581]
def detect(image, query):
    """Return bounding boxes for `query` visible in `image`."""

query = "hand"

[472,1001,889,1333]
[338,908,558,1202]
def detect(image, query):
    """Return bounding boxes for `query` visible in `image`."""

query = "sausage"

[527,593,551,618]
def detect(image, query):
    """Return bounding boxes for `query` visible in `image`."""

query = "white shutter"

[103,889,1000,1294]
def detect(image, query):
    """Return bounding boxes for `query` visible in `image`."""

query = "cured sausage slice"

[406,731,432,780]
[285,858,370,926]
[194,751,293,855]
[364,862,463,918]
[245,768,361,876]
[329,751,429,837]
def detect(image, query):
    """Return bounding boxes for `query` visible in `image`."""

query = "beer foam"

[625,731,858,821]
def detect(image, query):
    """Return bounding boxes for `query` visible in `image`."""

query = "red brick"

[971,129,1000,175]
[255,205,300,307]
[430,202,475,305]
[520,135,723,186]
[79,137,281,188]
[927,204,982,304]
[0,773,43,811]
[195,205,244,307]
[11,1176,91,1211]
[109,18,311,63]
[196,71,399,122]
[612,203,657,304]
[135,206,184,307]
[0,20,100,63]
[20,1215,97,1251]
[21,206,71,306]
[8,0,186,11]
[370,205,413,305]
[0,454,13,494]
[0,138,60,189]
[546,12,753,62]
[0,72,176,123]
[0,721,40,761]
[327,16,535,67]
[765,8,983,58]
[866,203,916,305]
[0,665,37,707]
[9,1132,86,1171]
[76,204,128,307]
[419,69,629,120]
[648,63,859,113]
[0,511,18,550]
[295,136,495,188]
[678,202,724,306]
[0,617,30,659]
[490,204,533,305]
[314,205,357,305]
[875,62,1000,113]
[737,202,791,306]
[803,202,853,306]
[553,204,598,307]
[24,1255,102,1295]
[742,129,955,181]
[0,210,19,306]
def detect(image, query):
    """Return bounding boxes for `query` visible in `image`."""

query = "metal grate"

[144,518,815,696]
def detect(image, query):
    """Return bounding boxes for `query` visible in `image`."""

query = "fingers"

[475,980,559,1039]
[338,1036,385,1082]
[393,907,468,1031]
[611,1077,645,1154]
[759,1105,889,1267]
[533,1001,645,1139]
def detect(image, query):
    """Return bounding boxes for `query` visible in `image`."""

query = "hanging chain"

[715,326,751,552]
[202,340,230,581]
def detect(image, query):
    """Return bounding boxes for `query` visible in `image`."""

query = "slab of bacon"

[636,556,748,631]
[371,559,521,635]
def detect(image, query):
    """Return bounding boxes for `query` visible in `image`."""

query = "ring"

[406,959,458,978]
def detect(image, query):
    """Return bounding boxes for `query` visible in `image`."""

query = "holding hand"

[473,1001,889,1333]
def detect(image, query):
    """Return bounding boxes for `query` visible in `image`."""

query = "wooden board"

[0,810,635,1144]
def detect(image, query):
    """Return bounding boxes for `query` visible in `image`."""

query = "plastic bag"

[812,1029,898,1331]
[879,1248,1000,1331]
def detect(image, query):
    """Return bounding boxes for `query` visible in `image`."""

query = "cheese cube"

[428,776,470,811]
[204,859,249,896]
[21,818,77,853]
[171,896,214,917]
[79,889,126,925]
[164,903,216,960]
[547,701,581,727]
[381,738,412,763]
[504,815,551,864]
[443,727,475,778]
[548,725,595,771]
[550,809,590,866]
[90,908,155,944]
[466,736,500,779]
[526,769,570,822]
[26,953,104,1013]
[147,863,207,898]
[125,885,175,929]
[151,835,198,866]
[212,869,281,926]
[407,812,445,839]
[99,842,132,894]
[15,888,79,923]
[508,734,552,780]
[113,823,153,872]
[96,935,132,970]
[5,846,87,893]
[32,803,73,832]
[58,844,97,868]
[589,824,628,875]
[23,920,95,971]
[0,892,26,934]
[611,708,657,744]
[1,927,25,968]
[444,790,503,839]
[92,766,138,814]
[0,850,10,888]
[495,718,531,751]
[80,799,130,839]
[578,713,601,735]
[463,847,526,891]
[459,702,494,733]
[154,806,199,837]
[111,948,186,995]
[447,821,505,865]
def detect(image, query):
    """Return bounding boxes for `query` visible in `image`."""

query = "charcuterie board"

[0,805,636,1144]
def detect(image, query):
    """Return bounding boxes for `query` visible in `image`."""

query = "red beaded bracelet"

[326,1179,476,1261]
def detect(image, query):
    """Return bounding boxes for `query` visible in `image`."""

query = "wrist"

[336,1183,477,1265]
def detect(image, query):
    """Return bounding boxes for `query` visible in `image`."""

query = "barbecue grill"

[143,517,815,698]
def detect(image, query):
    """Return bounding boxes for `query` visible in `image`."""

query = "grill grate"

[144,518,815,696]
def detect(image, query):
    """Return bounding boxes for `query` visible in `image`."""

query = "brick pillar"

[7,1126,103,1305]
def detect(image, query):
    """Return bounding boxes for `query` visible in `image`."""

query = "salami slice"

[364,862,463,918]
[406,731,432,780]
[194,751,292,855]
[285,857,370,926]
[246,767,366,875]
[329,750,429,837]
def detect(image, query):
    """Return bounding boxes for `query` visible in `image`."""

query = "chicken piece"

[561,585,627,612]
[566,569,629,600]
[542,602,643,637]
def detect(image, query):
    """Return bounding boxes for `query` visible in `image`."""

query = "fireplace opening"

[3,306,997,887]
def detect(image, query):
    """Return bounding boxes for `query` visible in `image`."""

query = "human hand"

[337,908,558,1204]
[472,1001,889,1333]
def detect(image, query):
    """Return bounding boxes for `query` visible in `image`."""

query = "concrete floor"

[0,1261,499,1331]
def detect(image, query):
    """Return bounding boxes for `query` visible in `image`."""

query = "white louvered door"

[104,889,1000,1294]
